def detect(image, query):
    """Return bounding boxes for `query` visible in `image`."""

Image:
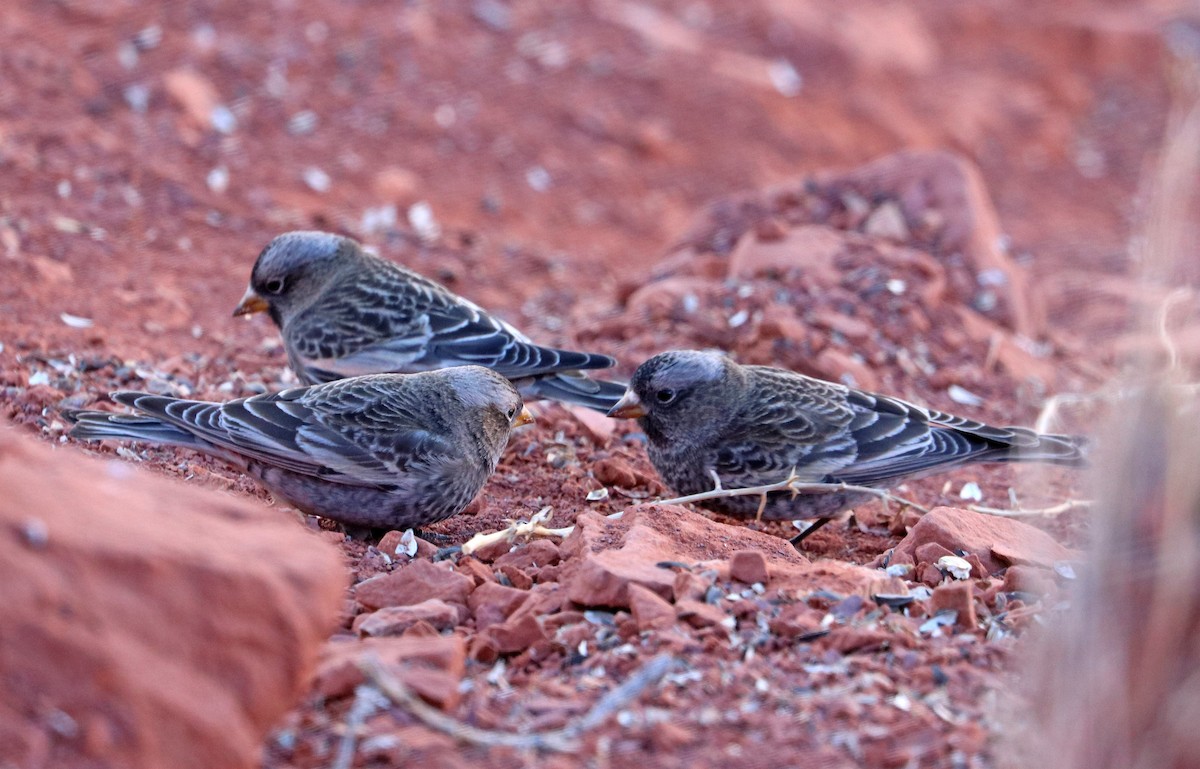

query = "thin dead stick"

[360,653,673,753]
[1157,287,1192,373]
[968,499,1093,518]
[330,685,387,769]
[651,468,932,516]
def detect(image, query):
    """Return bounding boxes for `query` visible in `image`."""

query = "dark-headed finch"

[64,367,533,530]
[608,350,1086,536]
[233,231,627,412]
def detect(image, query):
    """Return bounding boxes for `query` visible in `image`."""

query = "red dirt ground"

[3,1,1197,767]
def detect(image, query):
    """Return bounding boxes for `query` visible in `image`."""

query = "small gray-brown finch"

[608,350,1086,540]
[233,231,626,412]
[65,367,533,530]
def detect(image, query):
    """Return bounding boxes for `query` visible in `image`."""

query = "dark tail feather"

[992,428,1089,467]
[63,408,207,451]
[520,372,629,413]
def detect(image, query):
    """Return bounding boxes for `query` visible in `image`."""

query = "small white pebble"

[959,481,983,502]
[728,309,749,328]
[585,487,609,501]
[302,166,330,192]
[210,104,237,134]
[206,165,229,193]
[936,555,972,580]
[21,518,49,549]
[287,110,318,135]
[525,166,551,192]
[60,313,93,329]
[399,529,418,558]
[886,279,907,295]
[433,104,456,127]
[28,371,50,387]
[947,384,983,407]
[768,59,802,96]
[407,201,441,243]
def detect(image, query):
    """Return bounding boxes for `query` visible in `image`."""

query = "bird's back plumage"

[243,231,624,410]
[619,351,1087,521]
[65,369,525,529]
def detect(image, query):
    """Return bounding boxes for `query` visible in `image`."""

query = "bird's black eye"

[263,278,286,295]
[655,388,676,404]
[506,407,517,420]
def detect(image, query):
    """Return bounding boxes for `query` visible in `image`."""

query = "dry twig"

[359,653,674,754]
[968,499,1093,518]
[651,467,932,517]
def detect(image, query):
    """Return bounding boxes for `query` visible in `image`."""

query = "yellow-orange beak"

[512,406,535,428]
[607,390,646,419]
[232,285,269,317]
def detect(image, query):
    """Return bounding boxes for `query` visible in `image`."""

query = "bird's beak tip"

[513,406,535,427]
[232,287,269,317]
[606,391,646,419]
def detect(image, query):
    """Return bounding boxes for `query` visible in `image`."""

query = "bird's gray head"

[607,350,740,444]
[233,231,362,326]
[443,366,534,454]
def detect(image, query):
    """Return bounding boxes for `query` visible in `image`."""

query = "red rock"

[376,529,409,559]
[355,559,475,610]
[469,634,500,664]
[822,627,893,654]
[509,584,568,622]
[468,581,531,630]
[313,635,466,705]
[1002,564,1058,596]
[493,538,561,571]
[560,506,812,609]
[918,562,945,588]
[931,581,977,629]
[769,604,824,638]
[675,600,728,629]
[873,506,1079,575]
[484,613,547,655]
[498,563,533,590]
[727,225,845,283]
[914,541,958,567]
[809,308,872,342]
[729,549,770,585]
[624,277,718,322]
[402,620,440,639]
[469,536,517,563]
[672,571,711,602]
[593,456,644,489]
[567,404,617,444]
[964,553,988,579]
[817,150,1042,337]
[372,166,420,201]
[0,428,344,769]
[543,610,586,632]
[457,557,496,585]
[353,599,463,637]
[757,305,814,346]
[163,68,221,132]
[628,583,676,631]
[813,347,880,391]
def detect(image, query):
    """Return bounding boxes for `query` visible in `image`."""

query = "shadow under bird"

[608,350,1087,543]
[232,230,627,412]
[64,368,533,530]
